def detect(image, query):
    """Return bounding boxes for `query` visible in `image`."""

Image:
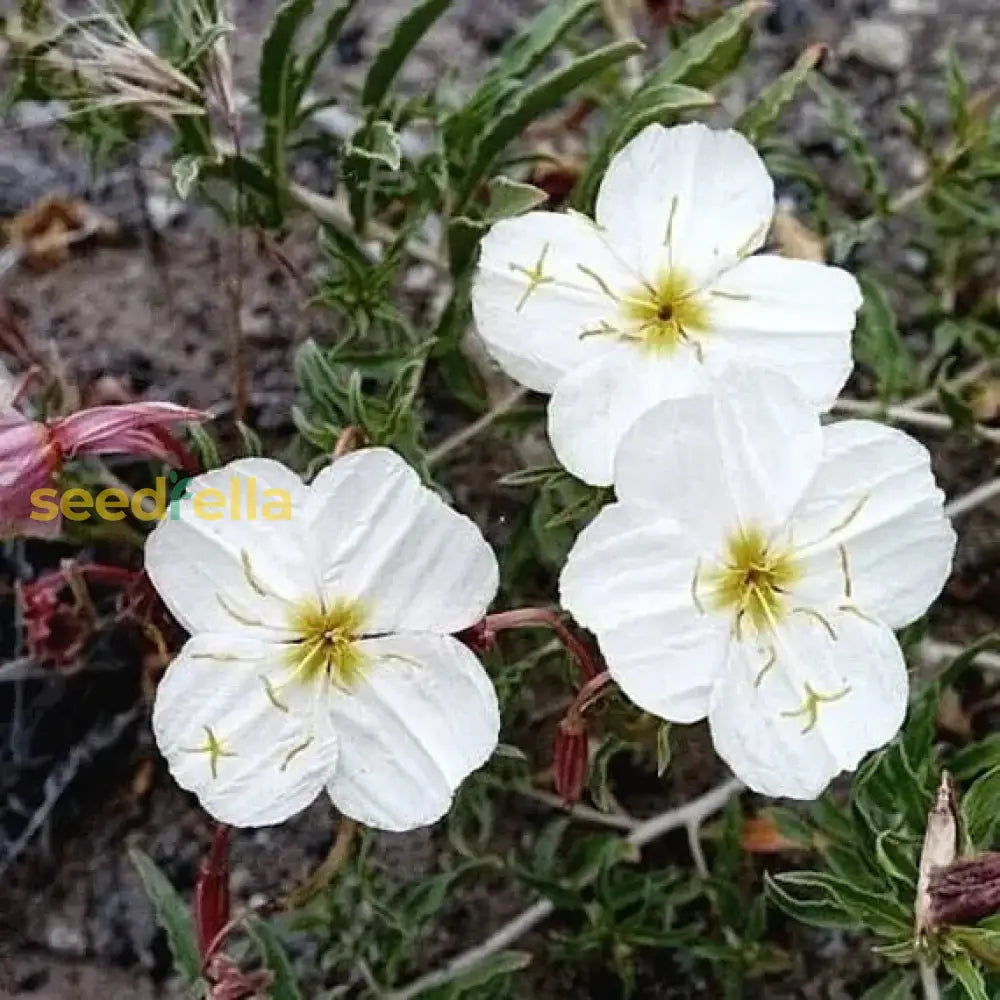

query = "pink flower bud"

[929,853,1000,929]
[0,401,204,536]
[554,715,589,804]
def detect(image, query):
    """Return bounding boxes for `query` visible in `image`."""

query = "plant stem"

[483,607,603,681]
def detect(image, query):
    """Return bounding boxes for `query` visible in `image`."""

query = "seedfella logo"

[30,471,292,523]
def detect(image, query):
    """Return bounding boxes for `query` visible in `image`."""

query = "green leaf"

[435,950,532,998]
[656,722,672,777]
[858,970,918,1000]
[482,176,549,221]
[293,0,362,116]
[361,0,454,108]
[244,917,304,1000]
[573,83,715,210]
[128,848,201,987]
[171,153,206,199]
[855,275,914,400]
[938,382,977,436]
[644,0,763,91]
[457,39,643,209]
[943,952,989,1000]
[962,767,1000,848]
[348,119,403,170]
[737,42,824,144]
[259,0,315,201]
[764,871,856,930]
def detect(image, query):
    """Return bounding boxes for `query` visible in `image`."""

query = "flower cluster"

[475,123,956,799]
[141,123,955,833]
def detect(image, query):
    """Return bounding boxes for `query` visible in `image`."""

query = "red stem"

[482,607,602,682]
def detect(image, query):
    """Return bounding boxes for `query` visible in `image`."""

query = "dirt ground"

[2,0,1000,997]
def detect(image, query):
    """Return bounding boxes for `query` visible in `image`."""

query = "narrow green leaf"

[858,970,918,1000]
[572,82,715,210]
[457,39,643,208]
[962,767,1000,848]
[656,722,672,777]
[943,952,989,1000]
[763,871,856,930]
[439,950,532,997]
[259,0,314,202]
[645,0,764,91]
[855,275,914,400]
[293,0,362,115]
[128,848,201,987]
[938,382,977,435]
[361,0,454,108]
[244,917,304,1000]
[485,0,597,82]
[737,42,824,143]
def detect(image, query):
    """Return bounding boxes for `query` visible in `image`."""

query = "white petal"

[305,449,498,634]
[145,458,313,637]
[706,256,860,409]
[613,367,823,545]
[560,503,728,722]
[472,211,637,392]
[790,420,956,629]
[547,344,708,486]
[595,123,774,286]
[152,633,336,827]
[324,633,499,831]
[709,608,908,799]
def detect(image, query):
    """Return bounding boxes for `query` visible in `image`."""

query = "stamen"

[576,264,620,301]
[261,674,289,712]
[838,604,880,627]
[280,737,314,772]
[183,725,236,779]
[837,544,852,599]
[790,606,838,641]
[780,682,851,734]
[216,592,264,627]
[754,645,777,687]
[241,549,269,598]
[826,493,870,538]
[510,243,553,311]
[691,558,705,614]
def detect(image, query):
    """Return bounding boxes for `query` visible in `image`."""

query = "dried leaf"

[4,196,119,270]
[772,209,825,262]
[742,815,802,854]
[915,771,958,935]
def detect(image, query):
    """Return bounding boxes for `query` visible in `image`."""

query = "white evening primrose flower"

[559,368,956,799]
[146,449,500,831]
[472,122,863,486]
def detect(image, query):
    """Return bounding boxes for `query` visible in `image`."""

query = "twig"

[427,387,530,467]
[944,478,1000,520]
[832,397,1000,445]
[904,360,993,412]
[386,777,744,1000]
[479,775,638,832]
[919,956,941,1000]
[284,818,359,909]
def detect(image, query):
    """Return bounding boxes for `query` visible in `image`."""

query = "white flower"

[146,449,500,831]
[559,369,955,799]
[472,122,863,485]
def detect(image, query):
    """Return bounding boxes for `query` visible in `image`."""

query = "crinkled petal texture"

[596,122,774,285]
[152,632,338,827]
[145,458,314,637]
[709,611,908,799]
[325,633,500,831]
[147,449,501,830]
[547,345,709,487]
[472,212,633,392]
[705,256,860,409]
[560,503,728,722]
[306,449,499,634]
[612,367,822,544]
[790,420,956,628]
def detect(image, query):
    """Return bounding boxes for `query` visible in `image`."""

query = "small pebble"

[843,19,912,74]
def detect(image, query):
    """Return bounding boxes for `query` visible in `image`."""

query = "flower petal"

[705,255,860,409]
[790,420,956,628]
[306,448,498,634]
[709,609,907,799]
[595,123,774,286]
[547,344,708,486]
[612,367,822,545]
[472,211,637,392]
[560,503,728,722]
[152,632,336,827]
[145,458,313,636]
[324,633,499,831]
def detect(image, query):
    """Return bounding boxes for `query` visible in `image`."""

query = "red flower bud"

[206,955,272,1000]
[554,714,589,804]
[195,825,232,961]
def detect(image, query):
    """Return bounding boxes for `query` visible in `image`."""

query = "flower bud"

[195,825,231,961]
[929,853,1000,929]
[554,714,589,804]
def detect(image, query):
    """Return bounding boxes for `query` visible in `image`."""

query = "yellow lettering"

[194,488,225,521]
[61,487,93,521]
[29,488,59,521]
[95,488,128,521]
[133,478,167,522]
[262,489,291,521]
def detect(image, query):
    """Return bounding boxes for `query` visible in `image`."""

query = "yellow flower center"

[623,269,711,354]
[286,597,368,686]
[703,526,799,635]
